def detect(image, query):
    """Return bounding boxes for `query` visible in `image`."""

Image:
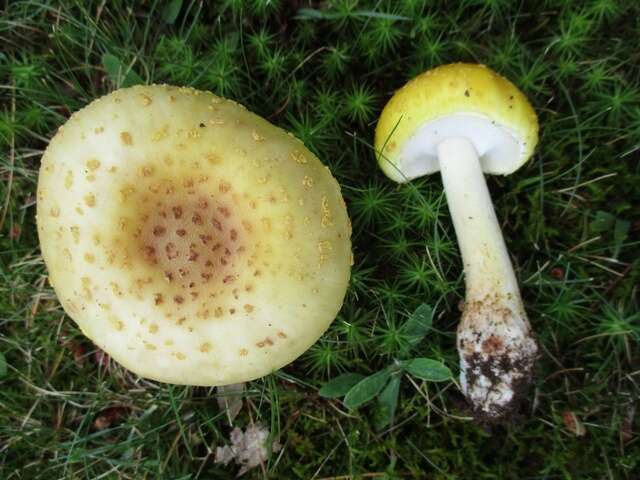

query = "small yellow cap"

[375,63,539,182]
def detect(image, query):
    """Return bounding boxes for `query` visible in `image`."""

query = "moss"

[0,0,638,478]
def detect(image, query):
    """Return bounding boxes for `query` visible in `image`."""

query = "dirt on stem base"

[457,293,538,422]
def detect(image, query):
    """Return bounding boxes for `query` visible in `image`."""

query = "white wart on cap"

[37,85,352,386]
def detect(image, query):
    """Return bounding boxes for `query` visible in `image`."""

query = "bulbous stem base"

[457,294,537,420]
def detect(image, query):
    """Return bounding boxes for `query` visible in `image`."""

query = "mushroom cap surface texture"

[375,63,539,183]
[37,85,352,386]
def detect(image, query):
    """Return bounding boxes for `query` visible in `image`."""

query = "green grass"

[1,0,639,478]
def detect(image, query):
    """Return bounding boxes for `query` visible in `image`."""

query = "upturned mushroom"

[375,63,539,420]
[37,85,352,386]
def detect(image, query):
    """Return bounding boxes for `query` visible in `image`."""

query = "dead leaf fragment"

[214,423,281,476]
[621,402,635,443]
[93,406,127,430]
[216,382,245,426]
[65,340,86,366]
[562,410,586,437]
[94,348,110,368]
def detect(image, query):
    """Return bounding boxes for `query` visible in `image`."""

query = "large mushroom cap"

[375,63,539,182]
[37,85,352,386]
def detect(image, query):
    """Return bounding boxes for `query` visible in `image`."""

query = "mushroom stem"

[438,137,519,299]
[437,136,537,420]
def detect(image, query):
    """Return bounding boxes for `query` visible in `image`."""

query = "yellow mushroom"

[375,64,539,420]
[37,85,352,386]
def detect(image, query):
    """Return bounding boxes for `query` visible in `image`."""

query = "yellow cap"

[37,85,352,386]
[375,63,539,182]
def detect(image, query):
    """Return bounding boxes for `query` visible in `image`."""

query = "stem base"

[457,293,537,420]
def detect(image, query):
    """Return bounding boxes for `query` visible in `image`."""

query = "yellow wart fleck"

[302,176,314,189]
[70,226,80,243]
[290,150,308,164]
[65,170,74,189]
[252,130,265,142]
[321,196,333,227]
[86,159,101,171]
[152,125,169,141]
[219,180,231,193]
[110,282,124,297]
[119,185,136,201]
[137,165,155,177]
[120,131,133,145]
[109,315,124,330]
[84,194,96,207]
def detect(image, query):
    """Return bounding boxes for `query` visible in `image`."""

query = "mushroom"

[37,85,352,386]
[374,63,539,420]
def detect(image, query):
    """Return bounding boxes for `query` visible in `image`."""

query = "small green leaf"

[344,368,392,409]
[401,303,433,353]
[612,218,630,258]
[589,210,616,233]
[162,0,183,24]
[405,358,451,382]
[102,53,121,80]
[319,373,365,398]
[374,374,401,430]
[0,351,7,378]
[101,53,142,88]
